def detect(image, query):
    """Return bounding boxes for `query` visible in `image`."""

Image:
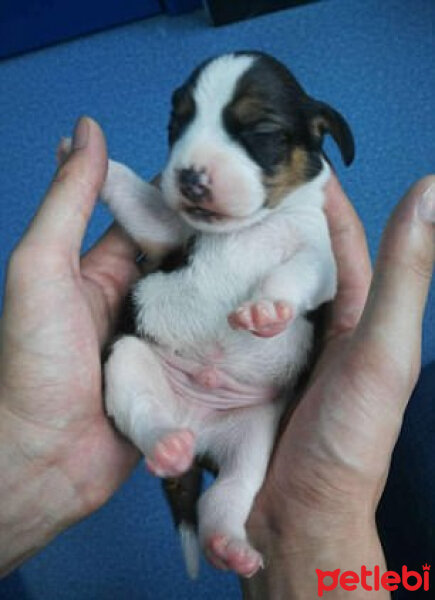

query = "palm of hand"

[246,175,433,563]
[257,336,404,524]
[1,233,140,515]
[1,119,432,578]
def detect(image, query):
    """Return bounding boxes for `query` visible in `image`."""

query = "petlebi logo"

[316,564,430,596]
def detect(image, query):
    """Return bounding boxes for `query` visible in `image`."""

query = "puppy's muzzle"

[179,168,211,204]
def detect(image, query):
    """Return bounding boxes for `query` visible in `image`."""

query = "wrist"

[244,491,387,599]
[243,521,387,599]
[0,403,84,577]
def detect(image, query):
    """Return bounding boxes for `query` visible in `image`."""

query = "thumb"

[23,116,107,257]
[354,175,435,396]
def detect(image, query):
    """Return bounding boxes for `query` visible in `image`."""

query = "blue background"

[0,0,434,597]
[0,0,162,59]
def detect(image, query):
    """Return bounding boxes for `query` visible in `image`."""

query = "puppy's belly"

[215,315,314,387]
[154,347,279,410]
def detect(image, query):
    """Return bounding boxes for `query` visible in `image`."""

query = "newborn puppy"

[72,51,354,578]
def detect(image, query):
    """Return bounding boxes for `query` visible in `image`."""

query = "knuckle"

[344,341,420,412]
[52,163,101,199]
[7,244,32,277]
[403,254,433,282]
[381,251,433,283]
[5,245,37,292]
[74,175,101,201]
[7,242,67,288]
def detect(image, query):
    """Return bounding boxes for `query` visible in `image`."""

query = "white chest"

[133,211,302,350]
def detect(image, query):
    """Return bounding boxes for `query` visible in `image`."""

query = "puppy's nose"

[179,168,210,203]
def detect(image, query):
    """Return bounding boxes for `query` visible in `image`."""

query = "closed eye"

[239,125,288,146]
[249,121,286,136]
[236,125,289,174]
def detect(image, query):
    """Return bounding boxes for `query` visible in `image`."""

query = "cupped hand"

[244,174,434,598]
[0,117,141,520]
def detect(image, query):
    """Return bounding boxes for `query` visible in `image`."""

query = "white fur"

[100,161,190,254]
[101,53,338,576]
[161,54,268,233]
[178,522,200,579]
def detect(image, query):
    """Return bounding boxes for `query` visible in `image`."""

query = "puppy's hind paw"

[204,534,263,578]
[145,428,195,478]
[228,299,293,338]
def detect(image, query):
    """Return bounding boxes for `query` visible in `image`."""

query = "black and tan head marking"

[161,51,354,233]
[168,57,215,147]
[223,51,355,207]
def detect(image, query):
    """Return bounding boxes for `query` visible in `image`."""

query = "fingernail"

[72,117,89,150]
[418,184,435,223]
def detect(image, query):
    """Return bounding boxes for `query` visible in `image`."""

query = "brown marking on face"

[230,94,265,124]
[229,93,287,132]
[264,147,309,208]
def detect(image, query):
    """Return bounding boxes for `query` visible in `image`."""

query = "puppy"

[71,51,354,578]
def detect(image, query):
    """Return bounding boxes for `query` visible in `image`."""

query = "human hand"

[243,175,435,598]
[0,117,141,575]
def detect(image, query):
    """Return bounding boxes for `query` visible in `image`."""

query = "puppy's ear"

[305,100,355,166]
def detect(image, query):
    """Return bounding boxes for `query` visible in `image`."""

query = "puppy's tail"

[161,464,203,579]
[178,521,200,579]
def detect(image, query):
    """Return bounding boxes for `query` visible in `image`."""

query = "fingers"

[23,117,107,258]
[354,176,435,391]
[323,175,372,340]
[82,222,139,269]
[79,224,141,345]
[81,223,141,299]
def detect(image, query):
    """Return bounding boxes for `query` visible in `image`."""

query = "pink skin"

[145,428,264,577]
[192,366,220,388]
[228,300,293,338]
[146,429,195,478]
[205,534,263,577]
[189,153,262,218]
[145,425,264,577]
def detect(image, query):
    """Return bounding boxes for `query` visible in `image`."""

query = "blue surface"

[0,0,434,597]
[0,0,162,59]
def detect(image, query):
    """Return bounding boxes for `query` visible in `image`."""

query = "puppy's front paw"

[204,533,263,578]
[228,300,293,338]
[56,137,72,166]
[145,429,195,478]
